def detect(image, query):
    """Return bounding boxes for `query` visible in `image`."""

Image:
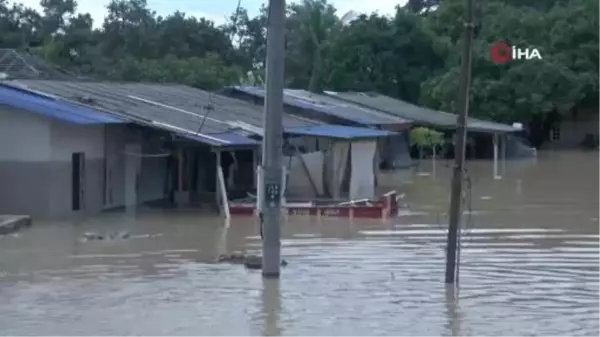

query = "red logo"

[489,41,512,64]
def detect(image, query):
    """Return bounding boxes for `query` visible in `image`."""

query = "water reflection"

[260,279,282,336]
[0,152,597,335]
[445,285,463,337]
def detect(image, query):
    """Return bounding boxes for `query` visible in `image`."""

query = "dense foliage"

[1,0,598,146]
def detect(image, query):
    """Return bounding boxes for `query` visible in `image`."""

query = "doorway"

[71,152,85,211]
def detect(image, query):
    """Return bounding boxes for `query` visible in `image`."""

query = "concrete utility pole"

[261,0,286,278]
[445,0,475,285]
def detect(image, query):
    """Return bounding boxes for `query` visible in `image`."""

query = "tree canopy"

[1,0,598,146]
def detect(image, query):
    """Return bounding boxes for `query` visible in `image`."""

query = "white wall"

[0,107,169,218]
[47,119,106,217]
[0,107,107,218]
[0,106,52,215]
[0,106,51,161]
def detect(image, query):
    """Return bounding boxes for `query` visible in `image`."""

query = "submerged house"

[0,49,402,218]
[223,86,414,170]
[0,79,400,218]
[0,79,270,218]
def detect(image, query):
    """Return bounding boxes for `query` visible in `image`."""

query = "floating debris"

[80,231,131,242]
[217,251,288,269]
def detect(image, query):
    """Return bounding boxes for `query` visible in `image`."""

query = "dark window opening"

[72,152,85,211]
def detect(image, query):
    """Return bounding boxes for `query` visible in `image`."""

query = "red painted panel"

[229,191,398,220]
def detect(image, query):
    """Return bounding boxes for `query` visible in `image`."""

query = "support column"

[175,147,190,205]
[215,150,222,212]
[252,148,258,189]
[493,133,500,180]
[124,143,141,211]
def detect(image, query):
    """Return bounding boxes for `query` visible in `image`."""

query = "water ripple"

[0,220,597,335]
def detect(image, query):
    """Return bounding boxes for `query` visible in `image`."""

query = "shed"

[323,91,535,178]
[281,125,399,201]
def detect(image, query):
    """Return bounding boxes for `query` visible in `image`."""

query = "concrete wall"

[102,124,168,210]
[47,118,106,218]
[0,106,106,218]
[104,124,128,209]
[138,131,168,203]
[0,107,169,219]
[0,106,53,215]
[552,108,599,148]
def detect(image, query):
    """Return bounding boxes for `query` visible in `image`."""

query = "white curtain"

[325,141,350,199]
[284,151,324,197]
[350,140,377,200]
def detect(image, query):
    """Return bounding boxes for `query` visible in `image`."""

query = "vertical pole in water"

[262,0,286,278]
[493,133,500,179]
[502,134,507,176]
[445,0,475,285]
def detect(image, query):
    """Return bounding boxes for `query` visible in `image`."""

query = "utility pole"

[261,0,286,278]
[445,0,475,285]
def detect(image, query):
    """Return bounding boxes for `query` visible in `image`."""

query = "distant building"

[319,91,537,160]
[546,107,599,149]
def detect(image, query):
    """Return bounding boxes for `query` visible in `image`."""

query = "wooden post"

[215,150,221,212]
[178,148,184,192]
[252,148,258,189]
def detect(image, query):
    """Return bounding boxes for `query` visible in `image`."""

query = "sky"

[12,0,407,27]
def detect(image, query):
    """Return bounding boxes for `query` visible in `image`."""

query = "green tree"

[0,0,596,146]
[410,126,445,160]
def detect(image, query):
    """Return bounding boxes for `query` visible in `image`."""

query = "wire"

[196,93,214,134]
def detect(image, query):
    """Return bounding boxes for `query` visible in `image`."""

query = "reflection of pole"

[261,279,282,336]
[445,0,475,285]
[444,285,462,336]
[493,133,499,179]
[217,219,230,257]
[262,0,286,278]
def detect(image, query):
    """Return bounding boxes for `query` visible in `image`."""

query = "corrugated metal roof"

[286,124,398,139]
[325,91,519,133]
[0,48,85,80]
[183,131,260,147]
[3,80,323,147]
[229,85,410,126]
[0,84,124,124]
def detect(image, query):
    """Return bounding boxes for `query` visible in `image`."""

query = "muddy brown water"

[0,151,598,336]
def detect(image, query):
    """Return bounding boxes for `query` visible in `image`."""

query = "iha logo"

[489,41,543,64]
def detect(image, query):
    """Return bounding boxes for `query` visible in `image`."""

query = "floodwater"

[0,151,598,336]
